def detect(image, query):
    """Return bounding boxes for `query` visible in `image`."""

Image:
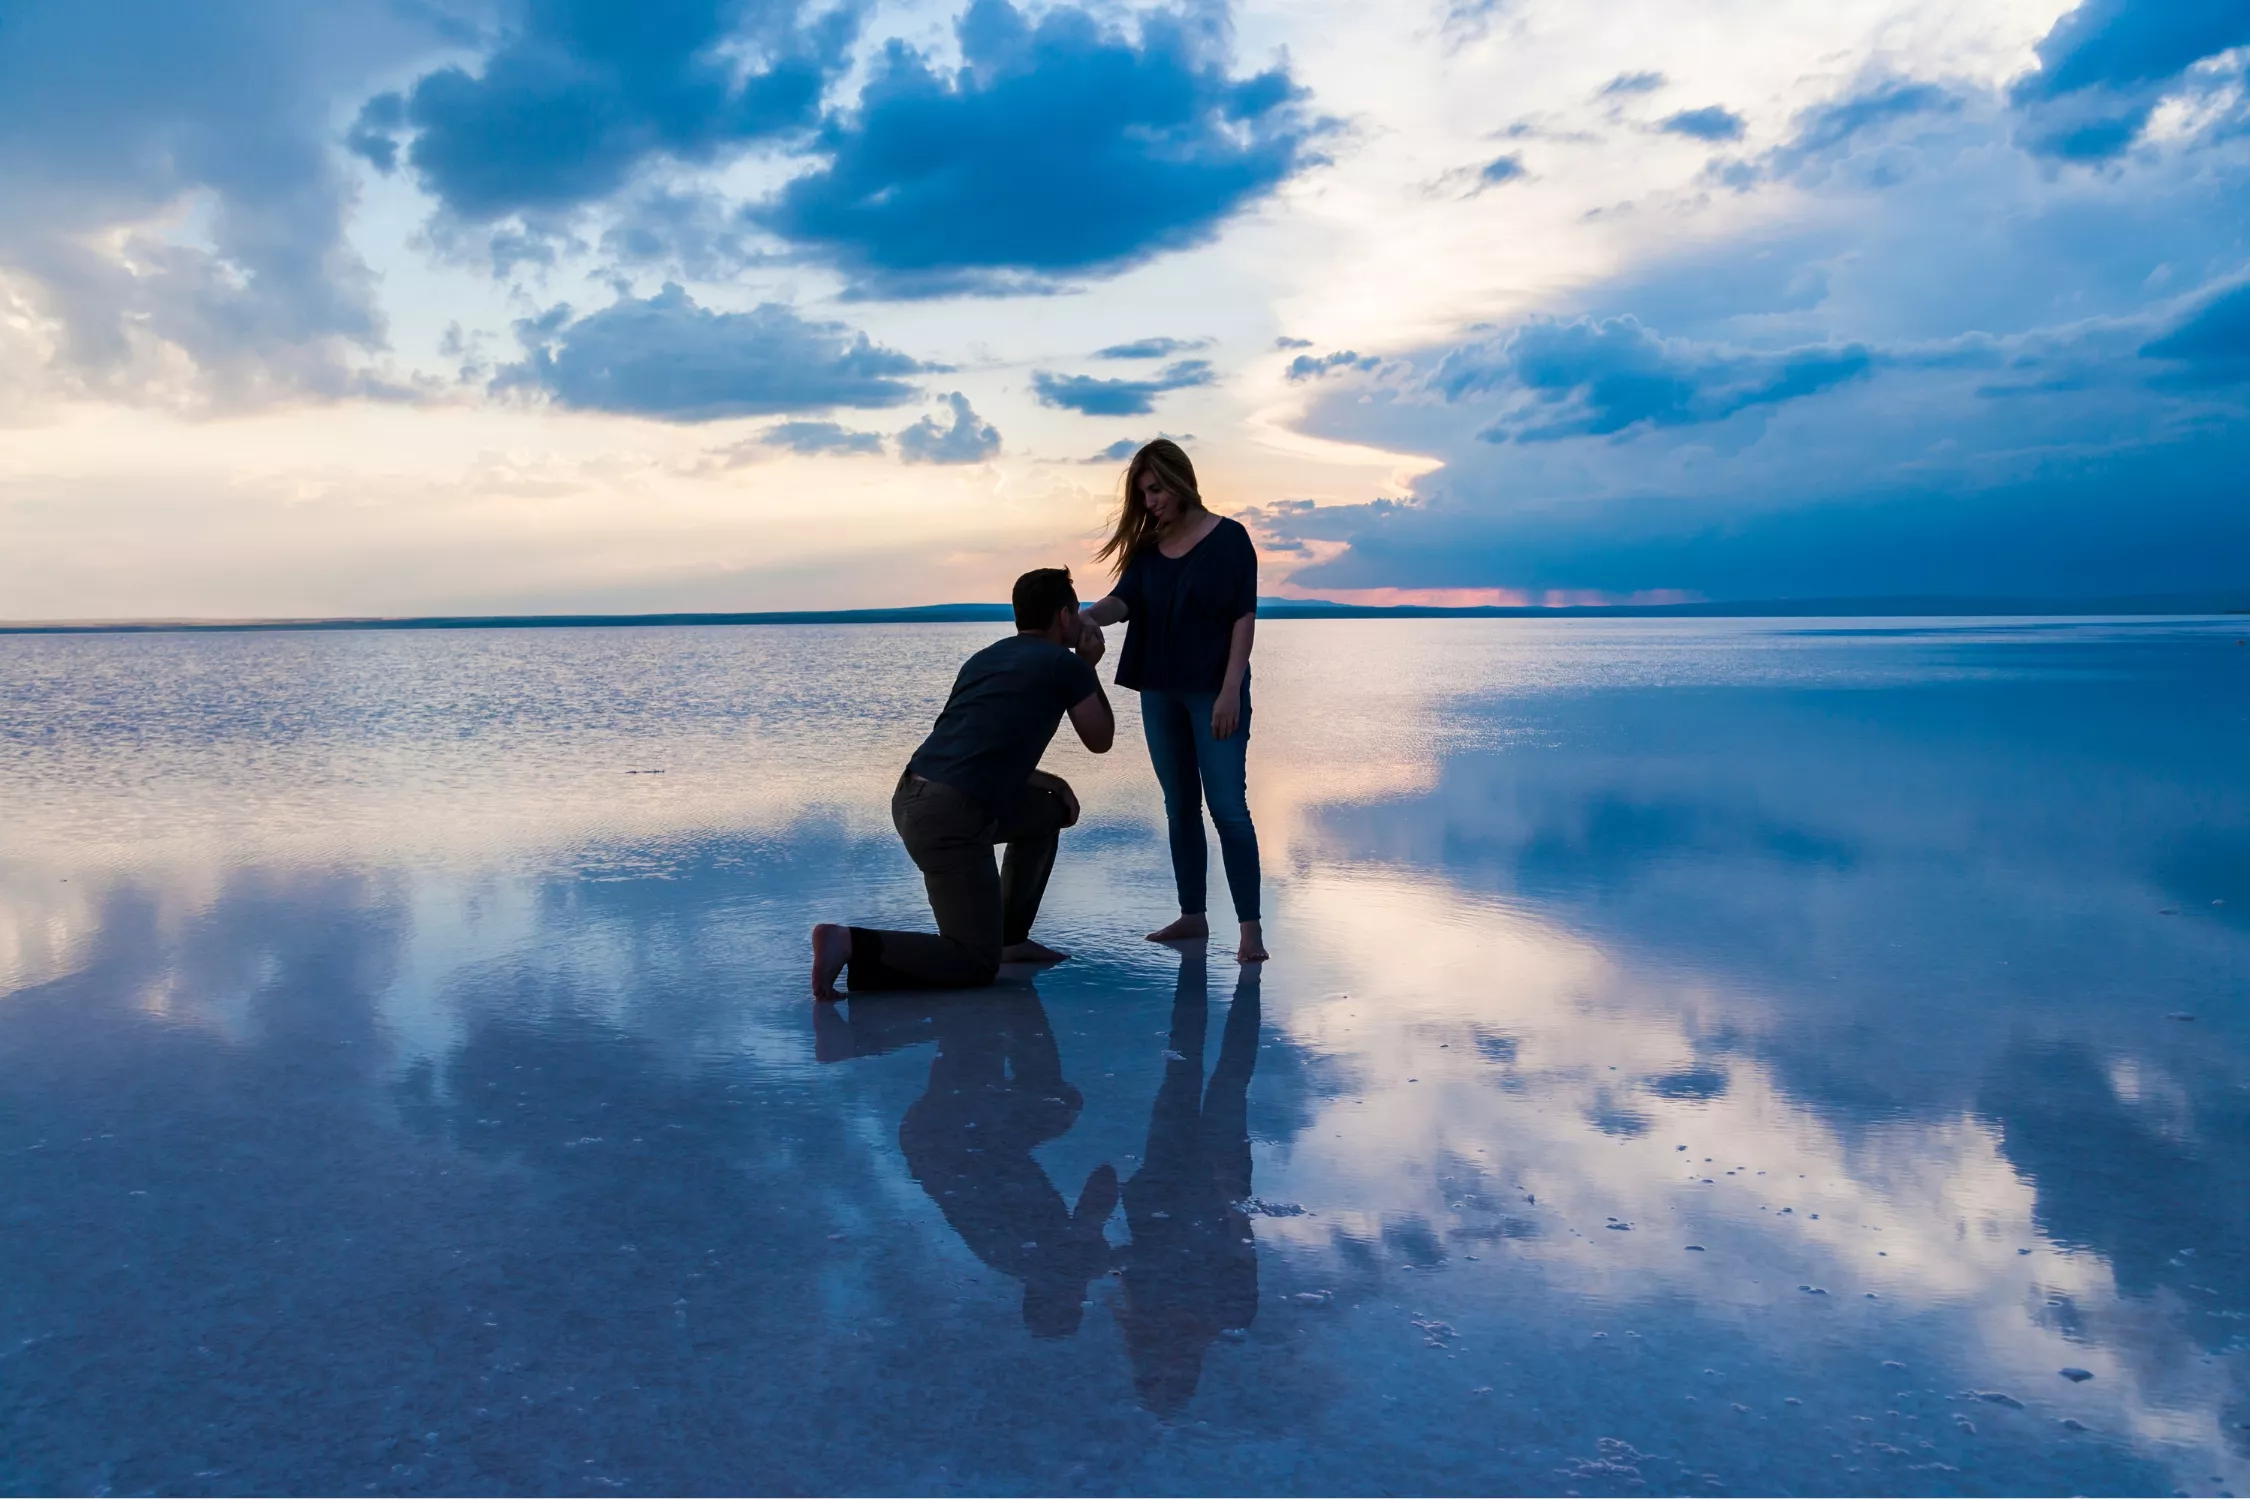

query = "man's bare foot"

[1001,939,1071,965]
[1237,921,1269,963]
[811,923,852,1001]
[1146,913,1210,943]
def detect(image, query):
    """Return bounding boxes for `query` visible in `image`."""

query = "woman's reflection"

[1114,951,1263,1415]
[815,989,1117,1337]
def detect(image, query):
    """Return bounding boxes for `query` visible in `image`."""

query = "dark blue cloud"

[495,283,927,420]
[1030,359,1214,416]
[2012,0,2250,159]
[763,419,885,454]
[372,0,854,221]
[345,90,406,173]
[1285,350,1379,382]
[897,392,1000,463]
[1261,427,2250,600]
[1478,153,1526,186]
[1661,106,1746,142]
[2142,281,2250,384]
[1096,336,1209,360]
[1274,336,1315,350]
[757,0,1318,294]
[1436,317,1873,441]
[2019,0,2250,101]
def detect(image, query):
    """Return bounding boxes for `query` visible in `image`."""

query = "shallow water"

[2,617,2247,1496]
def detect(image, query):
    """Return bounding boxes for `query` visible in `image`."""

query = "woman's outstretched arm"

[1081,595,1129,627]
[1212,612,1255,739]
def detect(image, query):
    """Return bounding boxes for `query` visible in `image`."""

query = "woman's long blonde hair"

[1094,439,1204,578]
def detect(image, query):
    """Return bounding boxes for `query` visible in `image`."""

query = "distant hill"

[6,591,2246,634]
[1250,590,2250,619]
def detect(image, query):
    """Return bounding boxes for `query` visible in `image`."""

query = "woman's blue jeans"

[1139,684,1262,924]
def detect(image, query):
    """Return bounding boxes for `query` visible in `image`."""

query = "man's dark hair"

[1012,567,1078,632]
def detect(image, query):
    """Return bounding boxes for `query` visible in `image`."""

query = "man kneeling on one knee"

[813,568,1114,999]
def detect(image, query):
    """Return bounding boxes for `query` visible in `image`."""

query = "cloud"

[598,189,764,279]
[1788,80,1960,158]
[1712,79,1964,190]
[1661,106,1747,142]
[897,392,1000,463]
[1081,432,1193,463]
[2011,0,2250,159]
[1285,350,1381,381]
[1270,134,2250,600]
[1095,336,1210,360]
[762,420,886,455]
[2141,280,2250,384]
[1598,71,1667,98]
[495,283,927,420]
[1259,429,2250,601]
[1434,317,1873,440]
[1274,336,1315,350]
[1478,153,1527,187]
[0,0,434,407]
[756,0,1318,294]
[368,0,855,222]
[2016,0,2250,102]
[345,90,406,173]
[1030,358,1215,416]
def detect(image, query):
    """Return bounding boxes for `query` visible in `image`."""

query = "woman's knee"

[1161,787,1206,823]
[1204,791,1255,834]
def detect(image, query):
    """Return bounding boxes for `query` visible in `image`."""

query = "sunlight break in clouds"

[2,0,2246,617]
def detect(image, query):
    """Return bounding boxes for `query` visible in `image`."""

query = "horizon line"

[6,590,2250,636]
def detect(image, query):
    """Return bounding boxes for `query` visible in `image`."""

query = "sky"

[2,0,2248,617]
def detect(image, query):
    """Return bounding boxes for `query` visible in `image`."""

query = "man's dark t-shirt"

[1112,515,1257,693]
[909,635,1101,814]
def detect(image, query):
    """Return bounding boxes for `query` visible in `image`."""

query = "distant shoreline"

[4,594,2246,636]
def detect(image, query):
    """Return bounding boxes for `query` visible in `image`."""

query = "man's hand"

[1211,686,1242,740]
[1028,769,1082,826]
[1073,608,1106,666]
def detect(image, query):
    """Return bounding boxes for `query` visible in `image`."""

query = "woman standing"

[1079,440,1267,963]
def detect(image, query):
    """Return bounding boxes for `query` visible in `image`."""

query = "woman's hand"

[1073,609,1106,665]
[1211,686,1241,740]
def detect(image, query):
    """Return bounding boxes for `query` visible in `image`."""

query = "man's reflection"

[816,989,1117,1337]
[1114,952,1262,1415]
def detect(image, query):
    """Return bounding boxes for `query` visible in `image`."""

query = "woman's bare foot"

[1237,921,1269,963]
[1146,913,1210,943]
[811,923,852,1001]
[1001,939,1071,965]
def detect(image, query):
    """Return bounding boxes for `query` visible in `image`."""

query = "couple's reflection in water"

[815,950,1262,1414]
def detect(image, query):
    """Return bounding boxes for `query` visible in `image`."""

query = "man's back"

[909,634,1099,815]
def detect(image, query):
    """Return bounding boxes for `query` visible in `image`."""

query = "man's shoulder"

[963,633,1074,674]
[965,632,1039,664]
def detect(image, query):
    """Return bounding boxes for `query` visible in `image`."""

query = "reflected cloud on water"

[1,619,2245,1493]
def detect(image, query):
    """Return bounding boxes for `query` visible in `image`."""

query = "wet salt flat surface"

[2,617,2247,1497]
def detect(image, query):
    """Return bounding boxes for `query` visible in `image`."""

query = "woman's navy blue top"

[1110,515,1258,694]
